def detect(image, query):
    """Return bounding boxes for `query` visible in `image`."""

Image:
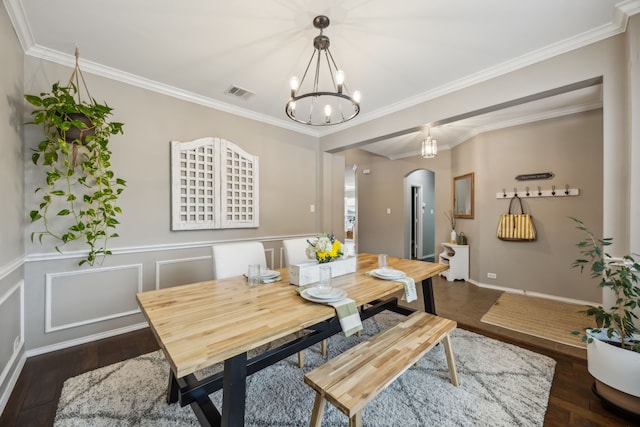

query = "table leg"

[421,277,436,314]
[167,370,179,404]
[221,352,248,427]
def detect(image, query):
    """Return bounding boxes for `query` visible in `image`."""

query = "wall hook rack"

[496,185,579,199]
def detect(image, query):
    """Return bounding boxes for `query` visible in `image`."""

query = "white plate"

[300,289,347,303]
[260,269,280,279]
[371,269,406,280]
[307,287,346,300]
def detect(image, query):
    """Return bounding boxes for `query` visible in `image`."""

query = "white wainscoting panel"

[45,264,143,333]
[155,256,214,290]
[0,280,24,390]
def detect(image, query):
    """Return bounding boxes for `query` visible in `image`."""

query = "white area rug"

[55,312,556,426]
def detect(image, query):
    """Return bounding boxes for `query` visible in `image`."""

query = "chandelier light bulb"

[353,90,361,104]
[336,70,345,93]
[324,104,332,123]
[290,76,299,97]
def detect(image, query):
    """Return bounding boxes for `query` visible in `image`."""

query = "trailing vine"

[25,81,125,266]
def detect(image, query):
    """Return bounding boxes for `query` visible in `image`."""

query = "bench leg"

[349,411,362,427]
[442,334,459,386]
[300,339,328,368]
[309,393,326,427]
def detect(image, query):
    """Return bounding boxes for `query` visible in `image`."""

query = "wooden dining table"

[136,253,447,427]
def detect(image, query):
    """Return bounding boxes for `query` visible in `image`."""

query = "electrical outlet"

[13,335,20,352]
[487,272,497,279]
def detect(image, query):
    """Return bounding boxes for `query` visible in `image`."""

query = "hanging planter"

[60,112,96,143]
[25,49,126,266]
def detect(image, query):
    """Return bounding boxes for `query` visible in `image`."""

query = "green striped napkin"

[328,298,363,336]
[296,285,363,337]
[366,270,417,303]
[394,277,417,303]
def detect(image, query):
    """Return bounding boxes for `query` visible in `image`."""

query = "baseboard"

[0,352,26,417]
[26,322,149,357]
[467,278,600,307]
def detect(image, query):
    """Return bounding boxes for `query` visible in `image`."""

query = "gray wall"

[454,110,603,302]
[23,57,320,252]
[322,31,631,261]
[0,2,25,411]
[346,110,603,303]
[344,148,453,257]
[20,54,321,354]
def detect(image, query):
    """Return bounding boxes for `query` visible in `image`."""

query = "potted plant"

[570,217,640,416]
[25,81,125,266]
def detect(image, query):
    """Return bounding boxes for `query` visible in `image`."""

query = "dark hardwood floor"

[1,276,637,426]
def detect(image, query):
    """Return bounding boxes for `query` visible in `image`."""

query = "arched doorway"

[404,169,435,260]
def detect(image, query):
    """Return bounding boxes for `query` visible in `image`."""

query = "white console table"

[438,242,469,281]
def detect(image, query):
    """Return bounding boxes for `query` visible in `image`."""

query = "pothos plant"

[25,82,125,266]
[570,217,640,353]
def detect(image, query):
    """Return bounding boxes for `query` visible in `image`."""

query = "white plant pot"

[288,256,357,286]
[586,329,640,398]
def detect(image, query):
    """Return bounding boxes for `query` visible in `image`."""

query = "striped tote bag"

[496,196,536,241]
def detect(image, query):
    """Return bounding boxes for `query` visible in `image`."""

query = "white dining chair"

[212,241,312,368]
[282,237,312,266]
[211,241,267,280]
[282,237,328,367]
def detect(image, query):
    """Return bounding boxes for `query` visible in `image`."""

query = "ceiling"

[6,0,636,158]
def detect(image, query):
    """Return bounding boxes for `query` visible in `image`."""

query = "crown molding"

[3,0,33,51]
[616,0,640,17]
[22,44,320,138]
[345,17,633,136]
[5,0,637,139]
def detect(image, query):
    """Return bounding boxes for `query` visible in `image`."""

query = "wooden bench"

[303,311,459,427]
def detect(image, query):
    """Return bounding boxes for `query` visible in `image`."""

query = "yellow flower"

[308,233,343,263]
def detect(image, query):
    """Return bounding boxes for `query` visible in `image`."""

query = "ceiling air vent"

[224,85,255,100]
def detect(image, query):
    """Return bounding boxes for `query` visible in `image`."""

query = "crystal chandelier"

[421,129,438,159]
[286,15,361,126]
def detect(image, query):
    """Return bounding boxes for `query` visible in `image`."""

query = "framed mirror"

[453,173,474,219]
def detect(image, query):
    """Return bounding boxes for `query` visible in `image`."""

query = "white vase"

[450,230,457,243]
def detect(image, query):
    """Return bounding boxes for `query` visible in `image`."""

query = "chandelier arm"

[325,49,340,92]
[327,48,355,97]
[297,50,318,94]
[323,49,338,93]
[337,100,346,122]
[313,49,322,93]
[307,90,315,123]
